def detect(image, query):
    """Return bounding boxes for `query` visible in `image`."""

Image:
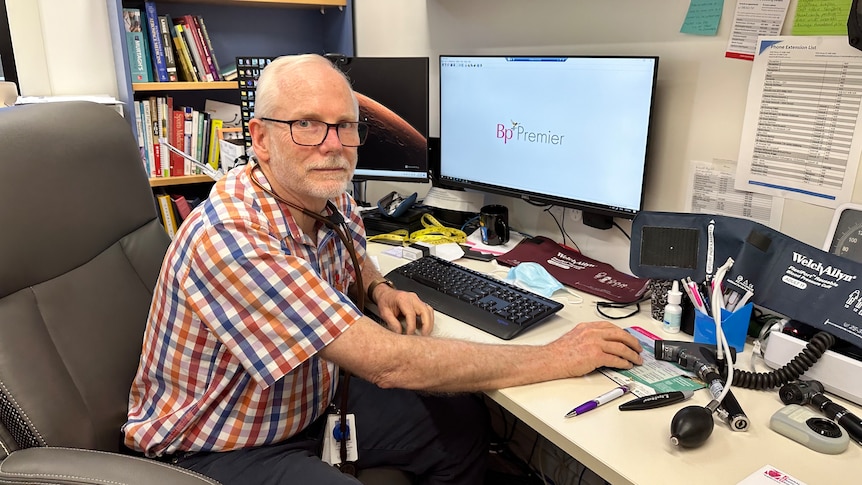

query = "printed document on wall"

[686,159,784,229]
[735,36,862,209]
[724,0,791,60]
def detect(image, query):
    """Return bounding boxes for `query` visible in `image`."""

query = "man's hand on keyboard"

[550,321,644,376]
[374,289,435,336]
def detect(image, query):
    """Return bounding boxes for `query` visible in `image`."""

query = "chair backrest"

[0,101,170,454]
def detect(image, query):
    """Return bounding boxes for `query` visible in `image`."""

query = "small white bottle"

[663,281,683,334]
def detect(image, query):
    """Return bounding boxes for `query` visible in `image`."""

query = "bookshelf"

[108,0,354,126]
[133,81,237,91]
[149,174,214,186]
[106,0,354,190]
[157,0,347,6]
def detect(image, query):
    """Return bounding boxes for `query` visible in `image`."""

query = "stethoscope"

[248,162,366,310]
[248,162,363,473]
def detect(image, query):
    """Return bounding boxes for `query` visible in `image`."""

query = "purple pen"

[565,384,630,418]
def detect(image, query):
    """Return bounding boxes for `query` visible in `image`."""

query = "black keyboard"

[385,256,564,340]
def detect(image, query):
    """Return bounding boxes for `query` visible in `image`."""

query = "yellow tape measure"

[367,213,467,246]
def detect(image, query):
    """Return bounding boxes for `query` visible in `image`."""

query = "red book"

[170,194,192,221]
[170,109,185,176]
[192,15,220,81]
[180,15,214,81]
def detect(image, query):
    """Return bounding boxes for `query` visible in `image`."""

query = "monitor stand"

[583,211,613,230]
[352,180,370,207]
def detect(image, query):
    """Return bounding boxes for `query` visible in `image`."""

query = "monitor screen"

[333,56,430,182]
[438,55,658,228]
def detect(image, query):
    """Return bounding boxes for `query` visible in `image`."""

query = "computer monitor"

[438,55,659,229]
[331,56,430,184]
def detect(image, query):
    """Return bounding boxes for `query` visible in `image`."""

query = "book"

[171,108,185,176]
[198,111,210,164]
[170,194,193,221]
[175,18,209,82]
[122,8,150,82]
[141,98,156,177]
[143,1,168,82]
[156,194,178,238]
[141,12,154,82]
[157,96,170,177]
[157,15,178,82]
[186,197,202,210]
[220,62,238,82]
[207,117,223,170]
[179,15,214,81]
[193,15,221,81]
[183,106,194,174]
[189,109,199,169]
[133,100,148,173]
[148,96,162,177]
[170,22,197,82]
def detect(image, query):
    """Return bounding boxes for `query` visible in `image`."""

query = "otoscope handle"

[700,368,749,432]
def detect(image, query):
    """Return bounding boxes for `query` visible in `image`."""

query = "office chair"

[0,102,411,485]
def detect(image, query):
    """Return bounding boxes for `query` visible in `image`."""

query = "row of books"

[123,1,224,83]
[156,193,202,239]
[133,95,224,178]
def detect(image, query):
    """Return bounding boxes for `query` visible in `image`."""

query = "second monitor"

[237,55,430,187]
[331,56,430,184]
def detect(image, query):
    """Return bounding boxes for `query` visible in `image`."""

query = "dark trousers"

[173,377,489,485]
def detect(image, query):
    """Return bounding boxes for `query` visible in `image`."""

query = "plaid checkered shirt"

[123,164,366,457]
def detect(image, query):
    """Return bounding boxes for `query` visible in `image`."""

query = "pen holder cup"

[693,303,753,353]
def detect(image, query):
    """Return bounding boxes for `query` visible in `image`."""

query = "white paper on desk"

[422,187,484,213]
[464,229,525,256]
[736,465,808,485]
[599,326,704,397]
[735,36,862,208]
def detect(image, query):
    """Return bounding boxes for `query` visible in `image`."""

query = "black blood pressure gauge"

[824,203,862,263]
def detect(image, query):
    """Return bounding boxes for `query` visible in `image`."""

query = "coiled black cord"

[729,331,835,390]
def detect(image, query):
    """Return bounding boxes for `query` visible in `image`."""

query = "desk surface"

[369,243,861,485]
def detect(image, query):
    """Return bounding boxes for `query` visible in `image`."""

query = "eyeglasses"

[260,118,369,147]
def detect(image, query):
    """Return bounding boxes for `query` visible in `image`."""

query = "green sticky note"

[681,0,724,36]
[792,0,852,36]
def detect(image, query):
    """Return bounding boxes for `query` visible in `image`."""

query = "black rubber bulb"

[670,405,714,448]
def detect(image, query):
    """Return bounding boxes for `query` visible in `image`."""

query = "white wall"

[6,0,117,97]
[6,0,853,272]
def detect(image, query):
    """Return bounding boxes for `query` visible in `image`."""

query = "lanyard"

[249,164,361,474]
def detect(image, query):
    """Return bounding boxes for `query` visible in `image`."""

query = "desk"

[368,243,861,485]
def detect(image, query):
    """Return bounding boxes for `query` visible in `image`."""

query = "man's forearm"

[324,319,567,393]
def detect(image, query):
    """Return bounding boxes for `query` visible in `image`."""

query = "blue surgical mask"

[505,262,563,298]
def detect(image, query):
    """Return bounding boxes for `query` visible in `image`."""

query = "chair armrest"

[0,447,219,484]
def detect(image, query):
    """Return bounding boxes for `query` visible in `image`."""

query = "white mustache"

[309,157,350,171]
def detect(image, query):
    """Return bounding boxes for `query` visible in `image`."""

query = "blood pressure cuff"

[629,211,862,349]
[498,235,650,303]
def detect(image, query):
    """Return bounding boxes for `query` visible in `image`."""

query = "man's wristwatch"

[367,277,395,304]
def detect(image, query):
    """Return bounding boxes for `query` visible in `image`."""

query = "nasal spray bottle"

[663,281,683,334]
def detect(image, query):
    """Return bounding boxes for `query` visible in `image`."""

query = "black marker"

[618,391,694,411]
